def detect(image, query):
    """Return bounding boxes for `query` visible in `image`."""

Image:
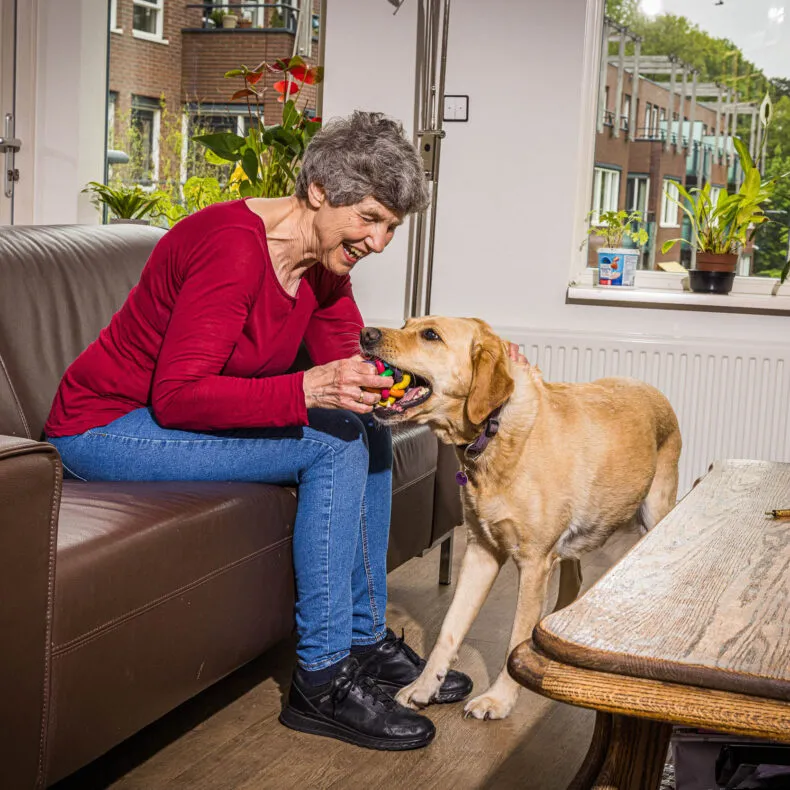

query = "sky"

[638,0,790,79]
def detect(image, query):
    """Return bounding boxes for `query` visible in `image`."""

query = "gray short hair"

[295,111,430,215]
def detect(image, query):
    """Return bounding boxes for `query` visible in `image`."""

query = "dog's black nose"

[360,327,382,348]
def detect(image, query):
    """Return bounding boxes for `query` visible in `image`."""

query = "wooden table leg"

[569,712,671,790]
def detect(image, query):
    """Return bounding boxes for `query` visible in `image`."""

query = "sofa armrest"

[0,437,61,789]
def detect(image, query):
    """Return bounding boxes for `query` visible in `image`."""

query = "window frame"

[132,0,166,43]
[110,0,122,33]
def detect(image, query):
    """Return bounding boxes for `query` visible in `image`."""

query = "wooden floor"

[54,526,641,790]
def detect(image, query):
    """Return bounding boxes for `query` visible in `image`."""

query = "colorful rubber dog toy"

[364,359,410,408]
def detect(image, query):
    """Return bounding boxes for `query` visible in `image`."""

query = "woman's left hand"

[506,342,527,366]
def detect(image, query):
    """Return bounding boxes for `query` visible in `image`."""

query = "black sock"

[297,657,346,688]
[350,641,378,657]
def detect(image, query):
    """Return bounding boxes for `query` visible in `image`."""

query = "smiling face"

[360,317,515,443]
[309,185,404,275]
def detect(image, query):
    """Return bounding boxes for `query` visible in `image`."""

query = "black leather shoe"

[279,655,435,750]
[359,628,473,704]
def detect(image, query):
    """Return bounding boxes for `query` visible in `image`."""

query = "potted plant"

[82,181,161,224]
[221,9,239,28]
[586,209,649,287]
[193,56,324,199]
[662,95,789,294]
[208,8,225,28]
[238,12,253,28]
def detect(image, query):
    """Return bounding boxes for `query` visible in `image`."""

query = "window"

[622,94,630,131]
[578,0,790,303]
[661,179,680,228]
[133,0,164,40]
[107,92,117,150]
[626,175,650,220]
[591,167,620,224]
[131,96,161,183]
[270,1,298,32]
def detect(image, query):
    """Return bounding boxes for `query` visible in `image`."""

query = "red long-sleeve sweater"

[44,200,364,437]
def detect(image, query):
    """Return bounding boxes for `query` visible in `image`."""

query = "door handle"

[0,136,21,153]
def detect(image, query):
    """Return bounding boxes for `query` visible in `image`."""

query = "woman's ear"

[466,331,514,426]
[307,182,326,209]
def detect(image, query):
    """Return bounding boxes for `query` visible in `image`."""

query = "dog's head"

[360,317,514,443]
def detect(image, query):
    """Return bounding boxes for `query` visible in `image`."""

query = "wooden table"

[508,460,790,790]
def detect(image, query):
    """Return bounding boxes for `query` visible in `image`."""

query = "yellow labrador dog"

[360,317,681,720]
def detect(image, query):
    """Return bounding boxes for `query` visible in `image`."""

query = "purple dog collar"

[456,406,502,486]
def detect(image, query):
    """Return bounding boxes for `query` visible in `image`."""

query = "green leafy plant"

[587,209,649,248]
[660,139,780,257]
[662,94,790,282]
[82,181,161,220]
[152,176,235,227]
[193,56,323,199]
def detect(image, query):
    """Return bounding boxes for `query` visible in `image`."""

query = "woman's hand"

[506,342,528,366]
[303,355,394,414]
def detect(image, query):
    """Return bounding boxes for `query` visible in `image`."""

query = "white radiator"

[502,328,790,497]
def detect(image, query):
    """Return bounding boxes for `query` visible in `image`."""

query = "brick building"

[108,0,321,186]
[589,19,761,270]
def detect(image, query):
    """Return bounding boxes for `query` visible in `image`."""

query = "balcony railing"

[187,3,298,32]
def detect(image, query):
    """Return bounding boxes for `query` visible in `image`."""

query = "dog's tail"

[638,428,682,533]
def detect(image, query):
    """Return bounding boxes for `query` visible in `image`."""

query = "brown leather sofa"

[0,224,461,788]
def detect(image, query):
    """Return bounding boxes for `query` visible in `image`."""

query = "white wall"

[322,0,419,325]
[323,0,790,348]
[29,0,107,225]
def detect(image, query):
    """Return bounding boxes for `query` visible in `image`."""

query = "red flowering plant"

[194,56,324,198]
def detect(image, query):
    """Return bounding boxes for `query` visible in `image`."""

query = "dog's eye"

[422,328,442,342]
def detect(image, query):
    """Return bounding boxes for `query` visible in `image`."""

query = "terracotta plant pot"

[695,252,737,273]
[238,17,252,28]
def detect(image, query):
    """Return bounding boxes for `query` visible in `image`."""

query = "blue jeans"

[48,407,393,671]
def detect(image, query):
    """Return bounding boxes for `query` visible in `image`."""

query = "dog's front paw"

[395,674,442,710]
[463,687,517,720]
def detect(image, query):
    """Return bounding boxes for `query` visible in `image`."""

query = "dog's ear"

[467,332,514,426]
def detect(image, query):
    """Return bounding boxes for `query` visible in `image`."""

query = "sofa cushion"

[52,423,437,647]
[52,480,297,649]
[0,225,164,439]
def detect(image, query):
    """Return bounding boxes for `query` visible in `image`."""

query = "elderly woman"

[44,112,471,751]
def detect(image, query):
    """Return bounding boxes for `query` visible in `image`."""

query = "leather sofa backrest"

[0,225,164,439]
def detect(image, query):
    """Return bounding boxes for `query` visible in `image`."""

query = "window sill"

[111,27,124,35]
[132,30,169,44]
[567,284,790,314]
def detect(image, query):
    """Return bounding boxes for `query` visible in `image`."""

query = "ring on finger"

[358,389,365,403]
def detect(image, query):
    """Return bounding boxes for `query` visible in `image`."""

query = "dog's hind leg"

[553,558,583,612]
[639,429,681,533]
[396,532,505,710]
[464,551,554,720]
